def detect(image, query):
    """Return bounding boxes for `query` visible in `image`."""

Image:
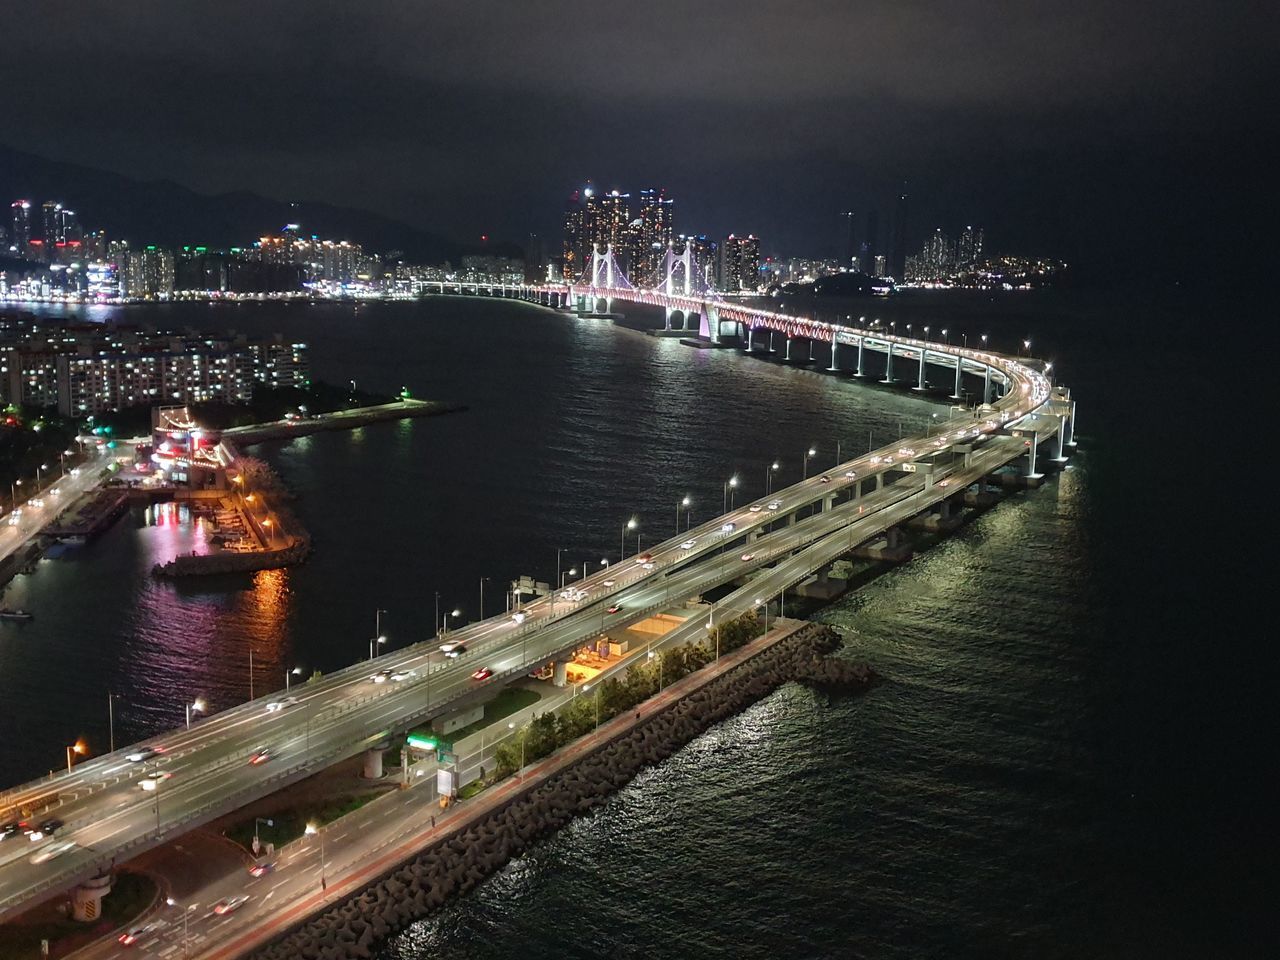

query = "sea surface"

[0,289,1265,957]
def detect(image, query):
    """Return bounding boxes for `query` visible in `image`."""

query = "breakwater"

[248,622,873,960]
[223,399,465,446]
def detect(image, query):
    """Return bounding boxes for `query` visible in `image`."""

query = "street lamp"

[165,898,196,959]
[262,518,275,546]
[766,460,780,495]
[620,517,637,561]
[479,576,490,619]
[253,817,274,855]
[442,608,462,634]
[1023,338,1032,356]
[941,328,948,344]
[185,698,205,729]
[559,568,578,588]
[370,608,387,660]
[286,666,303,690]
[803,446,817,479]
[721,475,740,514]
[556,547,568,594]
[65,740,86,773]
[304,822,327,891]
[10,478,21,507]
[675,495,691,535]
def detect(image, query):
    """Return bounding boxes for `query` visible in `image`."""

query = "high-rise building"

[585,189,633,274]
[11,200,32,258]
[119,247,175,299]
[635,188,674,286]
[956,225,983,273]
[860,210,879,274]
[890,189,909,279]
[561,189,587,281]
[842,211,857,269]
[41,201,64,251]
[720,235,761,292]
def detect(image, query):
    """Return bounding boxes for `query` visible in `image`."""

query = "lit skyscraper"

[561,189,587,281]
[586,189,632,271]
[635,188,674,286]
[956,225,983,272]
[720,234,761,292]
[11,200,32,258]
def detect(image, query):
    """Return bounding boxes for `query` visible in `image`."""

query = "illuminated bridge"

[0,249,1076,922]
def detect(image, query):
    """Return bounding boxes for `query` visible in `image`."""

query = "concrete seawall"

[238,622,872,960]
[224,400,465,447]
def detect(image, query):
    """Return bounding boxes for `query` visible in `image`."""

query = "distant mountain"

[0,143,518,263]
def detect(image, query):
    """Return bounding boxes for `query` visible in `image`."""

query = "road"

[0,330,1055,921]
[1,448,108,570]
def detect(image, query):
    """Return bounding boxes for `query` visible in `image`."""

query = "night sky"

[3,1,1272,277]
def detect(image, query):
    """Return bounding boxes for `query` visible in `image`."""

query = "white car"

[748,504,763,512]
[844,471,857,478]
[602,579,615,587]
[126,746,161,763]
[370,670,392,683]
[390,670,414,682]
[767,500,782,511]
[680,540,697,550]
[30,840,76,865]
[439,641,466,656]
[29,498,45,509]
[8,510,22,525]
[869,456,882,465]
[212,895,250,915]
[721,522,736,533]
[264,697,299,713]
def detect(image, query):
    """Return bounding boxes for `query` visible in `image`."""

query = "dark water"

[0,290,1266,956]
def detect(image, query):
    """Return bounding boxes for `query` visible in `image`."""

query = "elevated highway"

[0,283,1073,921]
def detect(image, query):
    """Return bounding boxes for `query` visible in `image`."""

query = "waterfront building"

[10,201,32,258]
[719,234,761,292]
[635,188,674,287]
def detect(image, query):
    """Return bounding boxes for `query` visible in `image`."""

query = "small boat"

[0,609,34,621]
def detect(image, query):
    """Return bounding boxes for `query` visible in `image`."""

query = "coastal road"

[0,345,1052,919]
[0,446,108,570]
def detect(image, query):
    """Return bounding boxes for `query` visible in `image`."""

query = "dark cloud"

[2,0,1273,276]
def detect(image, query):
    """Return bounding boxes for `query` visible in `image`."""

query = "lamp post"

[480,577,489,619]
[1023,338,1032,356]
[166,899,195,959]
[442,608,462,634]
[286,666,302,690]
[722,475,738,513]
[675,495,690,535]
[253,817,273,854]
[583,682,601,729]
[765,461,780,495]
[108,691,123,753]
[620,517,637,562]
[65,740,85,773]
[803,446,817,479]
[555,548,567,595]
[756,597,769,633]
[305,822,327,891]
[262,518,275,546]
[10,478,21,507]
[185,698,205,730]
[369,608,387,660]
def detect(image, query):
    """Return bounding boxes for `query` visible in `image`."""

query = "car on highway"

[248,860,276,877]
[721,522,735,533]
[607,603,624,614]
[679,538,698,550]
[390,670,414,682]
[635,552,653,566]
[29,498,44,509]
[748,504,762,512]
[118,922,160,946]
[898,447,916,457]
[140,771,172,791]
[869,456,882,465]
[27,818,64,841]
[471,667,493,681]
[511,612,526,624]
[602,578,616,587]
[30,840,76,865]
[1,820,27,840]
[844,470,857,478]
[248,747,271,765]
[7,509,21,526]
[265,696,299,712]
[767,500,782,511]
[740,553,755,562]
[640,562,655,570]
[441,643,467,658]
[212,895,250,915]
[818,475,831,483]
[559,588,588,602]
[126,746,162,763]
[370,670,392,683]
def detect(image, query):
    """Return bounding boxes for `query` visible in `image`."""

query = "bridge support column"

[1064,399,1077,446]
[746,326,754,352]
[553,661,568,687]
[828,331,839,371]
[606,296,614,315]
[874,472,884,490]
[983,365,992,404]
[72,873,113,923]
[951,355,963,399]
[885,526,903,549]
[664,307,673,331]
[1023,434,1041,477]
[1050,415,1068,461]
[854,337,865,377]
[362,744,387,780]
[769,330,776,353]
[913,346,928,391]
[785,337,792,361]
[882,343,895,383]
[809,339,816,362]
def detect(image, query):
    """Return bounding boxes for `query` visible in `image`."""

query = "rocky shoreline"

[250,622,873,960]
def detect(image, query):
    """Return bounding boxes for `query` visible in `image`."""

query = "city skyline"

[1,3,1267,283]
